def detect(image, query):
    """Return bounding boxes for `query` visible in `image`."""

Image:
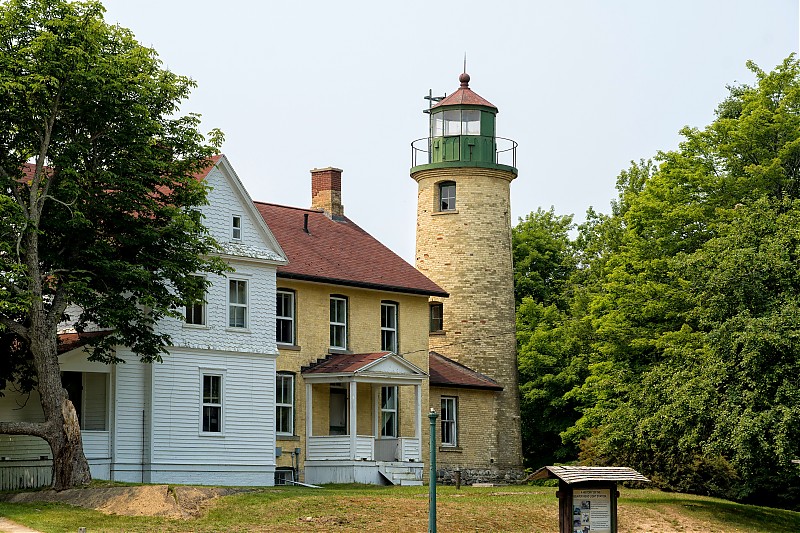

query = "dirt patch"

[0,485,239,519]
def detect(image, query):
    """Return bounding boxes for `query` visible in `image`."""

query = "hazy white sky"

[101,0,799,262]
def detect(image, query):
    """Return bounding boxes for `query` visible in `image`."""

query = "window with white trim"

[276,290,295,345]
[228,279,248,328]
[439,181,456,211]
[381,301,398,353]
[441,396,457,446]
[276,373,294,436]
[330,296,347,350]
[201,373,223,433]
[231,215,242,240]
[185,275,206,326]
[380,386,398,438]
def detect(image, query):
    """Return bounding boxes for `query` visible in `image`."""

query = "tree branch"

[0,317,29,342]
[0,420,49,439]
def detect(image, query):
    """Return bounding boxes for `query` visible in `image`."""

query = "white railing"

[307,435,375,461]
[307,435,420,462]
[399,438,421,461]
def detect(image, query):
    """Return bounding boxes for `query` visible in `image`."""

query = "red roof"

[255,202,447,297]
[302,352,389,374]
[433,73,497,110]
[428,351,502,391]
[57,331,112,354]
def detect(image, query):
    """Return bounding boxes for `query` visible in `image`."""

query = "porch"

[301,352,427,485]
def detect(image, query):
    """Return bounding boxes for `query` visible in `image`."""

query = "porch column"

[349,380,357,460]
[306,383,313,439]
[372,385,380,439]
[415,384,422,460]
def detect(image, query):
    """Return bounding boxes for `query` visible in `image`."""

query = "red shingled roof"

[57,331,112,354]
[433,73,497,110]
[302,352,390,374]
[428,351,502,391]
[255,202,447,297]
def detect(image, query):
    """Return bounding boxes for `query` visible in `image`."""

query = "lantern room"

[411,72,516,172]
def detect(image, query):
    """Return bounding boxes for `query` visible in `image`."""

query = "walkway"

[0,517,42,533]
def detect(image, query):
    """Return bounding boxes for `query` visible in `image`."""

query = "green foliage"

[512,208,575,307]
[0,0,226,379]
[515,55,800,509]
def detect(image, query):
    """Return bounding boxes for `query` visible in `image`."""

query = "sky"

[100,0,799,262]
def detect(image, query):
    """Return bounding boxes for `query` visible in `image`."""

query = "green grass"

[0,484,797,532]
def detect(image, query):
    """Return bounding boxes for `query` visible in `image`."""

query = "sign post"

[528,466,650,533]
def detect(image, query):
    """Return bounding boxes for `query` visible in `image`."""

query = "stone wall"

[412,166,523,473]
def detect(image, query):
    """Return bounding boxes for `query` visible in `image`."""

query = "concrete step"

[399,479,423,486]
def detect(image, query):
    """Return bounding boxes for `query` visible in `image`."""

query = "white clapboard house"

[0,155,287,488]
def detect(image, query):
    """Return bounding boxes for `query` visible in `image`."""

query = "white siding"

[112,355,149,480]
[159,263,278,355]
[0,389,50,460]
[150,349,276,466]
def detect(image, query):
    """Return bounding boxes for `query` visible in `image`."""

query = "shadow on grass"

[627,493,800,532]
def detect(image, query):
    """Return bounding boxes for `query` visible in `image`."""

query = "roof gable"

[302,352,427,383]
[201,156,287,265]
[255,202,447,297]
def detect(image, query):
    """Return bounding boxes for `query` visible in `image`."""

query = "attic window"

[232,215,242,240]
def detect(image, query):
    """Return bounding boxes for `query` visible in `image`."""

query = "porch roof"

[301,352,428,384]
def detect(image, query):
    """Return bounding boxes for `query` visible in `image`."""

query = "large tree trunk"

[45,395,92,490]
[29,326,92,490]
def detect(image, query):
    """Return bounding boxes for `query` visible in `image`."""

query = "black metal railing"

[411,137,517,168]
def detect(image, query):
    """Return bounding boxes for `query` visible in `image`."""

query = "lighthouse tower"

[412,72,523,478]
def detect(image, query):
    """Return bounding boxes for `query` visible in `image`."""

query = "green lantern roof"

[432,73,497,111]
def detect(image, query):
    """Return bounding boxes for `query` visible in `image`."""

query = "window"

[229,279,248,328]
[380,386,398,437]
[381,302,398,353]
[439,181,456,211]
[330,296,347,350]
[441,396,457,446]
[231,215,242,240]
[462,110,481,135]
[430,302,443,333]
[201,374,222,433]
[276,374,294,436]
[443,109,461,136]
[433,109,481,137]
[276,290,295,345]
[185,275,206,326]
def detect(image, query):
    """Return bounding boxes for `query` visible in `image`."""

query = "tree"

[512,207,575,307]
[568,55,800,508]
[0,0,224,489]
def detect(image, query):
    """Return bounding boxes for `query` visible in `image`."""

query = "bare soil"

[0,485,237,519]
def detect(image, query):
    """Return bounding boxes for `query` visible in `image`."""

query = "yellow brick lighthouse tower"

[411,72,523,479]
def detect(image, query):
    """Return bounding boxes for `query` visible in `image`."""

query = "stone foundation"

[436,466,527,486]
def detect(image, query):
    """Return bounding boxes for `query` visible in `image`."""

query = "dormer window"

[231,215,242,240]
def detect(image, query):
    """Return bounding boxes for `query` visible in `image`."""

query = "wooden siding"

[149,349,276,466]
[113,358,149,468]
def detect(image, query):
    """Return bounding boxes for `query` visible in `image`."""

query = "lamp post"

[428,408,438,533]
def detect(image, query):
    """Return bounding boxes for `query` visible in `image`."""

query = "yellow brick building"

[254,168,447,485]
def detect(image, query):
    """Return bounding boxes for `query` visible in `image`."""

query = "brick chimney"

[310,167,344,217]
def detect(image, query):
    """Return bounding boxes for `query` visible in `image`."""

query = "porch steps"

[377,463,423,486]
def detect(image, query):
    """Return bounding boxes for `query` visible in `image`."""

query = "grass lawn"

[0,484,797,532]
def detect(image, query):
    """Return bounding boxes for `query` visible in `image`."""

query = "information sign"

[571,488,611,533]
